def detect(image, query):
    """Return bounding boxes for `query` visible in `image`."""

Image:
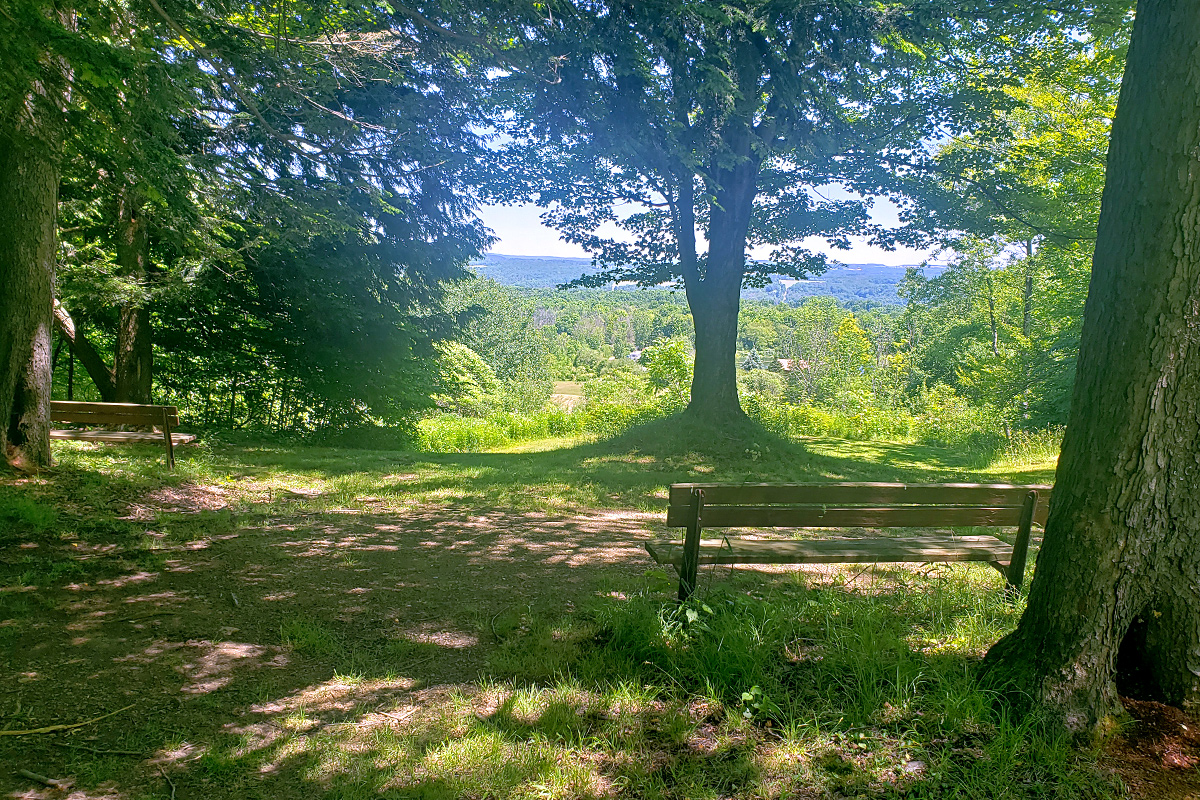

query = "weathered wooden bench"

[647,483,1051,600]
[50,401,195,468]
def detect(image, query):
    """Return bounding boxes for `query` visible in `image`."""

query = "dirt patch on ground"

[1103,698,1200,799]
[122,484,233,520]
[4,473,1194,799]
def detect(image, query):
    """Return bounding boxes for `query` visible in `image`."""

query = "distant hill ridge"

[470,253,942,305]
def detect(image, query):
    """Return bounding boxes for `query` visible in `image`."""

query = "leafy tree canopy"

[473,0,1127,417]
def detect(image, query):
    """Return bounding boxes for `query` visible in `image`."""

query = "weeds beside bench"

[647,483,1051,600]
[50,401,195,468]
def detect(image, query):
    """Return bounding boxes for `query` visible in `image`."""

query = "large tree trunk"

[113,188,153,404]
[684,127,760,421]
[0,127,59,470]
[980,0,1200,731]
[686,283,743,419]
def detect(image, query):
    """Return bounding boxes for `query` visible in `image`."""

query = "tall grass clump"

[744,384,1030,466]
[994,427,1064,468]
[578,399,674,439]
[417,407,584,452]
[911,386,1007,454]
[744,393,914,441]
[568,570,1116,798]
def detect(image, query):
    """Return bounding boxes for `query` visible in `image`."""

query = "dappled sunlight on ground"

[2,435,1177,799]
[178,640,291,694]
[0,471,676,797]
[9,788,124,800]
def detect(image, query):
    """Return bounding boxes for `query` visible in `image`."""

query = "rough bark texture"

[113,188,153,404]
[980,0,1200,730]
[0,127,59,469]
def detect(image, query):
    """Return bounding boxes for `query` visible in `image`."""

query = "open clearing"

[2,426,1196,799]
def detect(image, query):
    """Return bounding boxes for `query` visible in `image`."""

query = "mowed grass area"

[1,417,1133,800]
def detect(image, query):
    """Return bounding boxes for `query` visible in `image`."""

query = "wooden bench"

[647,483,1051,600]
[50,401,195,468]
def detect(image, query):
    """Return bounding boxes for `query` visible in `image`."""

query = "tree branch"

[52,301,116,401]
[144,0,322,159]
[883,157,1097,245]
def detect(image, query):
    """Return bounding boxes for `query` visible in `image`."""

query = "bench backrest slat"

[51,401,180,427]
[666,483,1052,528]
[698,505,1028,529]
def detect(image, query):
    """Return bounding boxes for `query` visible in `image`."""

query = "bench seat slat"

[646,535,1013,568]
[50,401,180,426]
[51,413,181,426]
[666,483,1051,527]
[50,430,197,445]
[51,401,173,411]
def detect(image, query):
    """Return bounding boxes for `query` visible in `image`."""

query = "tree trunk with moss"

[980,0,1200,730]
[0,125,59,470]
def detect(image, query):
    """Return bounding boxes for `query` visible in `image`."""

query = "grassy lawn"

[1,417,1153,799]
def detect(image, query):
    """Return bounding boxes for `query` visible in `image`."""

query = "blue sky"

[477,197,941,265]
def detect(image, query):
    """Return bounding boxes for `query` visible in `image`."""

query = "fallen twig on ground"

[18,768,68,788]
[379,708,416,723]
[52,741,142,756]
[0,704,135,736]
[117,611,177,623]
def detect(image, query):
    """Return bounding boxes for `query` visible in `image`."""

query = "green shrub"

[745,387,1017,457]
[580,401,665,439]
[418,414,511,452]
[996,427,1064,466]
[744,394,913,441]
[913,386,1006,453]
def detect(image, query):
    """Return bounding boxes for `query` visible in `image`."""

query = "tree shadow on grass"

[176,415,1019,515]
[0,525,1098,800]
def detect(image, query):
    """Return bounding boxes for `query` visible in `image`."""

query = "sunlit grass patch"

[46,414,1060,522]
[548,569,1118,799]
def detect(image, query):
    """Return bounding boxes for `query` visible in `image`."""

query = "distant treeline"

[471,254,941,306]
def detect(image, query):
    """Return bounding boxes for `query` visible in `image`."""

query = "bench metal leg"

[678,489,703,601]
[162,408,175,469]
